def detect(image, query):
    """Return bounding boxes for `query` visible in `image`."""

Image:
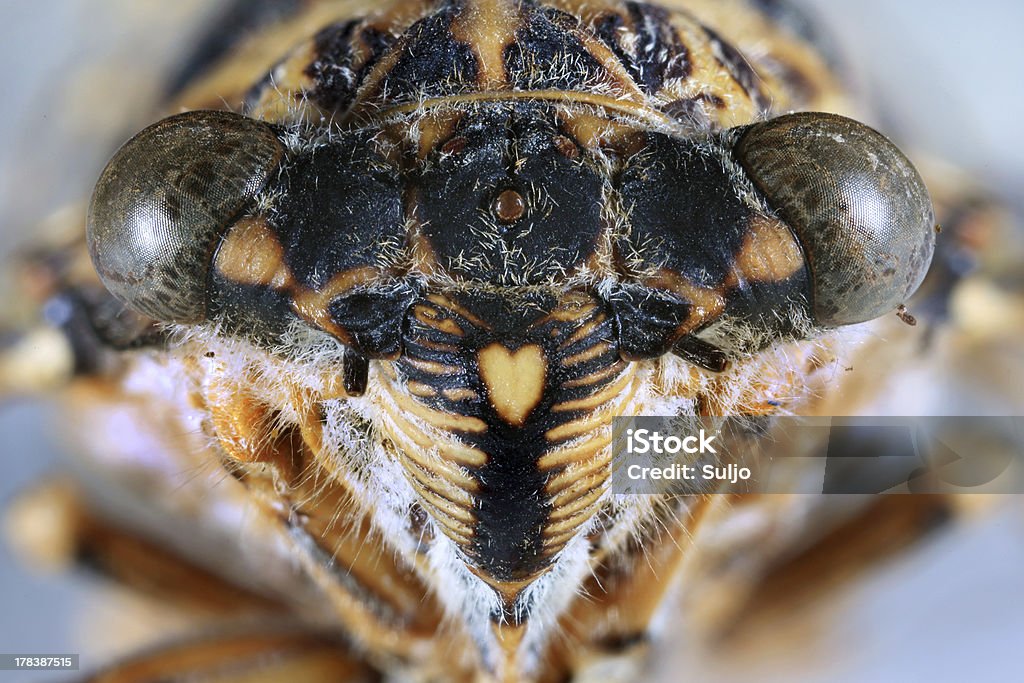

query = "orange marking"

[413,485,476,526]
[544,411,608,445]
[556,110,646,153]
[415,110,465,159]
[214,217,290,288]
[544,455,610,496]
[561,341,612,367]
[414,305,465,336]
[537,432,613,473]
[443,388,480,402]
[546,482,606,524]
[645,269,728,334]
[551,365,634,412]
[557,314,605,350]
[383,378,488,437]
[450,0,518,89]
[400,456,477,508]
[290,266,380,341]
[380,398,485,473]
[403,357,463,376]
[478,343,547,426]
[426,293,493,330]
[407,381,438,397]
[727,216,805,286]
[562,361,626,389]
[540,293,598,322]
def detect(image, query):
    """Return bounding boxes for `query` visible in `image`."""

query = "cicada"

[2,1,1021,681]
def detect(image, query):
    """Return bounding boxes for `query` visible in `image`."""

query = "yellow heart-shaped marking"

[478,343,547,426]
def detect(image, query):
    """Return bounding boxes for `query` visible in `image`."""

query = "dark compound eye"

[734,112,936,327]
[87,110,285,323]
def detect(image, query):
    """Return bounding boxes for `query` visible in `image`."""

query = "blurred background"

[1,1,1022,681]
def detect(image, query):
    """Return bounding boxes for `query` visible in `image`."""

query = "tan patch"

[560,341,612,367]
[557,314,607,351]
[383,376,489,438]
[407,381,438,397]
[552,364,633,412]
[540,293,598,322]
[561,361,625,389]
[544,455,609,496]
[571,22,649,101]
[680,0,850,112]
[443,388,480,402]
[403,357,462,376]
[490,621,529,683]
[727,216,805,286]
[478,343,546,426]
[538,435,612,477]
[415,109,465,159]
[426,293,493,330]
[547,470,606,510]
[638,11,766,128]
[380,399,486,480]
[556,110,646,154]
[175,2,350,113]
[543,410,607,444]
[414,304,465,336]
[546,485,605,525]
[450,0,519,89]
[290,266,380,344]
[379,91,675,129]
[248,39,321,123]
[214,218,290,289]
[408,227,441,276]
[645,269,728,334]
[546,0,624,24]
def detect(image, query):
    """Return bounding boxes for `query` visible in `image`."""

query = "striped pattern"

[224,0,842,131]
[377,290,637,590]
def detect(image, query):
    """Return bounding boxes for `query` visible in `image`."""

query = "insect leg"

[77,624,381,683]
[5,478,286,617]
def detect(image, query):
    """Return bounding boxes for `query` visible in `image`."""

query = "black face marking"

[616,132,753,287]
[209,271,302,343]
[504,7,610,91]
[592,1,690,94]
[712,272,812,353]
[328,284,418,358]
[414,104,605,284]
[609,284,692,360]
[702,26,770,111]
[305,20,396,114]
[272,132,405,291]
[399,290,621,583]
[378,6,479,101]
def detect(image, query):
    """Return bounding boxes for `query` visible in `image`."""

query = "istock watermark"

[624,427,719,455]
[611,416,1024,495]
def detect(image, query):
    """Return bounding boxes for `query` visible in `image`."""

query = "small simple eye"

[734,112,935,327]
[87,110,285,323]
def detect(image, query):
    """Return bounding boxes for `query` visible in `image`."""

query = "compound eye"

[88,110,285,323]
[734,112,935,327]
